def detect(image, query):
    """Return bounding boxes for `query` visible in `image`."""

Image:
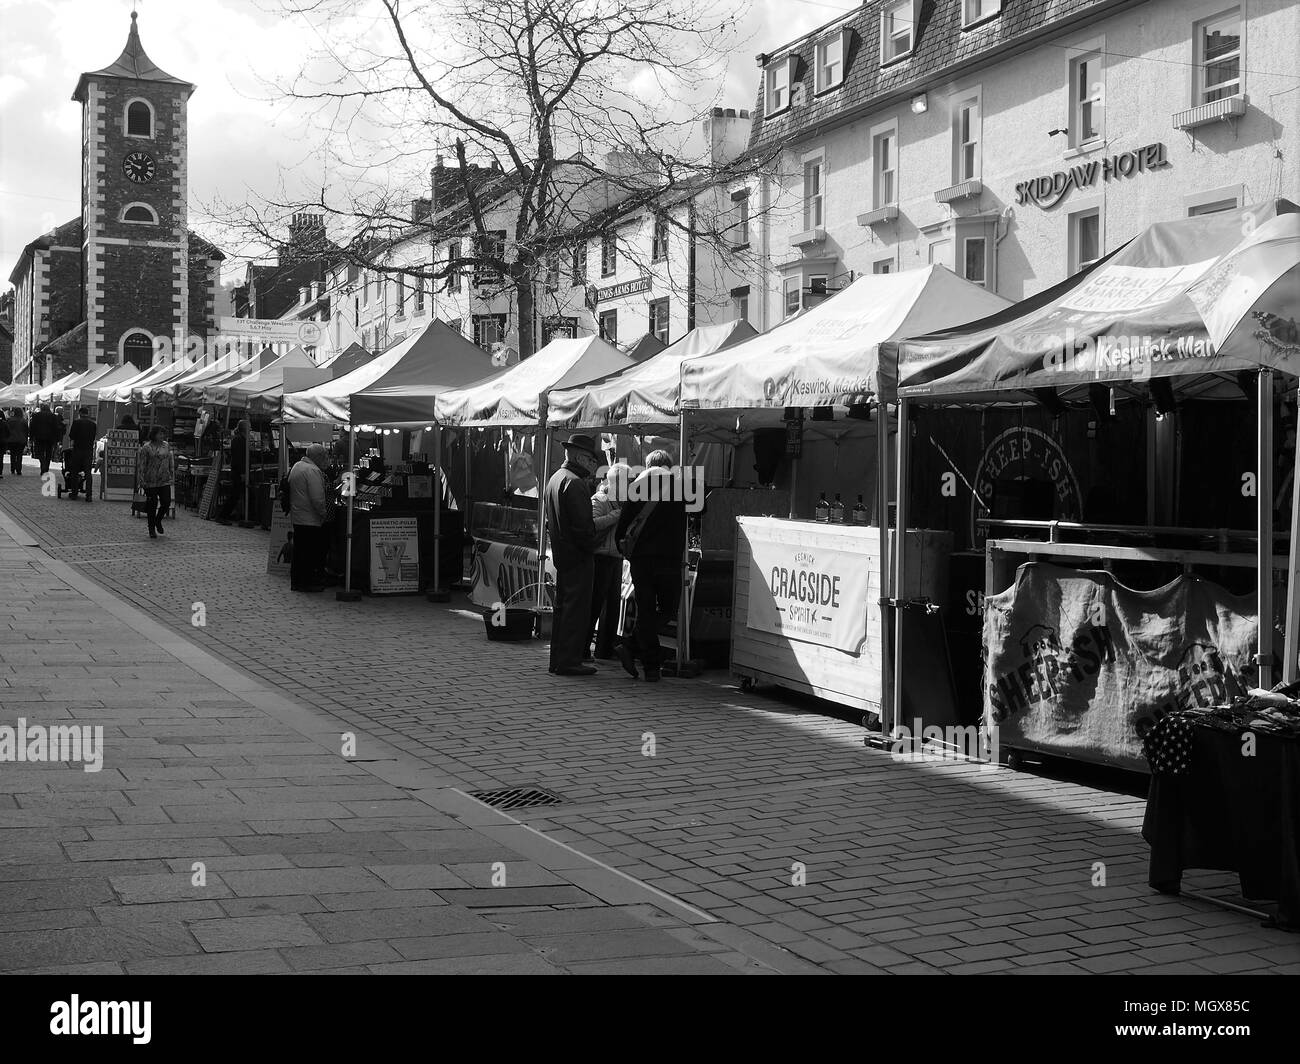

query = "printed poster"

[101,429,138,501]
[745,533,871,654]
[369,516,420,594]
[468,537,555,610]
[266,508,293,575]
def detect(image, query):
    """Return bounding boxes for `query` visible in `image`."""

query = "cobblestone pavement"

[3,460,1298,974]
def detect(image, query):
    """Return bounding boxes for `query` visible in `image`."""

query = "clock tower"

[73,11,196,370]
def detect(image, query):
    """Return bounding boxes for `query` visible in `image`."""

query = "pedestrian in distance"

[4,408,28,475]
[287,443,330,592]
[30,403,60,475]
[136,426,175,539]
[614,449,687,683]
[0,411,9,480]
[588,462,625,662]
[67,407,97,501]
[544,433,602,677]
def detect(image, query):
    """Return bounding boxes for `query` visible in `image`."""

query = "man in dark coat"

[30,404,61,475]
[543,434,601,677]
[614,450,687,682]
[67,407,97,501]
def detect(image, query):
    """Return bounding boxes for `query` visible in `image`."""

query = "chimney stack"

[702,107,753,167]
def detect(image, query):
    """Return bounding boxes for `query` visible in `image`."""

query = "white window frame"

[731,285,750,322]
[446,241,461,293]
[783,276,802,319]
[651,215,669,262]
[962,236,988,287]
[872,258,894,275]
[1184,184,1243,216]
[473,313,506,350]
[1068,49,1105,149]
[814,30,848,95]
[881,0,916,65]
[601,231,618,277]
[119,202,158,225]
[731,189,751,247]
[599,308,618,344]
[962,0,1002,29]
[123,98,155,138]
[802,149,825,232]
[951,89,982,184]
[649,298,671,343]
[928,239,953,269]
[1194,8,1243,106]
[870,118,899,211]
[1068,203,1103,275]
[766,55,794,116]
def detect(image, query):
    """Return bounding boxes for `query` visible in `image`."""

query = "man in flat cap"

[544,433,602,676]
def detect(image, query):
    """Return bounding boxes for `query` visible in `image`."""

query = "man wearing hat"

[544,433,602,676]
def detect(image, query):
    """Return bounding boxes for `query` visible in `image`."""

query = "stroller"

[56,448,91,500]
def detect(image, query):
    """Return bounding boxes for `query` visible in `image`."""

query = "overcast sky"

[0,0,854,289]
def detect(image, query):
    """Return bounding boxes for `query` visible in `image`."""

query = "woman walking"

[136,426,175,539]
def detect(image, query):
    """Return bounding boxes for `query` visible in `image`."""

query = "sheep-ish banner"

[983,563,1257,770]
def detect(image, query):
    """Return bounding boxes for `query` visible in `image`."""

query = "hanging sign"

[219,317,323,345]
[745,535,870,654]
[369,516,420,593]
[101,429,138,501]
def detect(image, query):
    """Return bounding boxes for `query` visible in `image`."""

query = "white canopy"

[99,356,199,404]
[434,334,632,428]
[679,265,1011,427]
[203,347,316,407]
[27,372,82,405]
[63,364,139,406]
[547,319,758,432]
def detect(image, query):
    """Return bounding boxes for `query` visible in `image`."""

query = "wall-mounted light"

[910,93,928,115]
[1047,128,1069,138]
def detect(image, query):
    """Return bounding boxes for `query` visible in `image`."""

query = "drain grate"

[467,786,565,811]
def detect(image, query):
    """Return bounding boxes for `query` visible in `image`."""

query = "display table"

[731,517,952,712]
[1143,709,1300,930]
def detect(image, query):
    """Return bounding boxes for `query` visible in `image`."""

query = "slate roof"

[73,12,194,102]
[749,0,1142,153]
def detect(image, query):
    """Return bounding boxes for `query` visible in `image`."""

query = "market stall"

[548,318,761,659]
[284,320,500,597]
[433,334,632,620]
[678,265,1010,711]
[890,200,1300,771]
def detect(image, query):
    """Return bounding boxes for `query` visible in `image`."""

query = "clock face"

[123,151,156,184]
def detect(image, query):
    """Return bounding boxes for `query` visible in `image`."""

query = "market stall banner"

[468,538,556,611]
[983,562,1258,771]
[745,537,871,655]
[101,429,138,501]
[369,516,420,594]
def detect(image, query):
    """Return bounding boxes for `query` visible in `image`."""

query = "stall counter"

[731,516,952,712]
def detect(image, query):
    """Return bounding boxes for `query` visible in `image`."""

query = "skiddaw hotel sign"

[1015,143,1170,209]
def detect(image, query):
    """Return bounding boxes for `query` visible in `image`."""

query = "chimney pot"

[740,109,750,119]
[712,106,723,117]
[724,107,736,119]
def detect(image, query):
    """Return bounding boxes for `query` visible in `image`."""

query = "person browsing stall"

[543,433,602,677]
[287,443,330,592]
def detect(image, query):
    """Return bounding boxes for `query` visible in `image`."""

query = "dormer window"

[766,56,794,116]
[815,31,847,94]
[962,0,1002,28]
[125,100,153,137]
[881,1,915,64]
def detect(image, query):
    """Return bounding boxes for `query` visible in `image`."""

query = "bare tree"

[215,0,771,356]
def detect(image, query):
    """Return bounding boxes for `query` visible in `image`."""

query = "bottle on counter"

[829,493,845,523]
[852,494,869,524]
[814,492,830,522]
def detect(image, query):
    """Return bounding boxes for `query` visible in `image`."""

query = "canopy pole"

[891,397,911,742]
[1258,369,1275,689]
[677,411,691,675]
[237,414,254,528]
[428,426,448,602]
[1284,379,1300,685]
[537,426,552,615]
[788,454,799,519]
[336,425,361,602]
[876,401,891,727]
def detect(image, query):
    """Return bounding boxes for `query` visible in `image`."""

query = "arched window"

[121,331,155,372]
[121,203,158,225]
[126,100,153,137]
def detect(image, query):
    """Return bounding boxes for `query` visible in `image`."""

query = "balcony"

[790,227,826,250]
[857,204,899,228]
[935,179,982,204]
